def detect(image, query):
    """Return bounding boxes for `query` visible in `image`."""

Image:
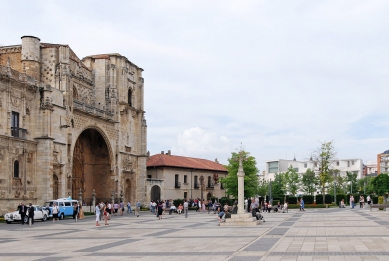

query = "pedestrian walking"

[18,203,27,225]
[300,198,305,211]
[52,203,59,222]
[157,201,163,219]
[135,200,141,217]
[184,200,189,218]
[103,205,109,225]
[367,195,371,205]
[350,195,355,209]
[127,201,132,213]
[27,203,34,227]
[120,201,124,215]
[73,202,79,222]
[95,203,101,226]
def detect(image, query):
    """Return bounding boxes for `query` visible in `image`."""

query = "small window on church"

[128,89,132,107]
[73,87,78,100]
[14,160,19,178]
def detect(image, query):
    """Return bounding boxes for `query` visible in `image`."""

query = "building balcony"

[194,183,199,189]
[73,100,114,121]
[207,182,215,189]
[11,127,27,139]
[175,182,181,188]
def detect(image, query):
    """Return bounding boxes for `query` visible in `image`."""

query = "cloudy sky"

[3,1,389,171]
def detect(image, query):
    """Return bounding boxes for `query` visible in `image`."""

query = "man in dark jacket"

[18,203,27,225]
[27,203,34,226]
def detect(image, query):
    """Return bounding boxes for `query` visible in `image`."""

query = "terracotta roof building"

[146,151,228,202]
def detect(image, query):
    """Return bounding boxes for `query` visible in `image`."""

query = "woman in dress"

[202,200,206,212]
[78,205,85,219]
[103,204,109,225]
[157,201,163,219]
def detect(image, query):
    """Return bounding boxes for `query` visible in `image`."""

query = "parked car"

[4,205,49,224]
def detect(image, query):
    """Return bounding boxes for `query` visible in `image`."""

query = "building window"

[11,111,19,137]
[220,182,224,189]
[336,161,339,166]
[268,162,279,173]
[184,175,187,184]
[147,175,152,179]
[128,89,132,107]
[194,175,199,188]
[294,168,299,172]
[352,161,355,165]
[13,160,19,178]
[314,162,317,167]
[175,174,180,188]
[347,161,350,167]
[184,192,187,199]
[304,163,307,168]
[73,86,78,100]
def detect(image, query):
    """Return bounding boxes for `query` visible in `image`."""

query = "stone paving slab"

[0,208,388,260]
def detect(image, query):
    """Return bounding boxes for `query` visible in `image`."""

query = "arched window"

[208,176,212,187]
[128,89,132,107]
[53,174,59,199]
[14,160,19,178]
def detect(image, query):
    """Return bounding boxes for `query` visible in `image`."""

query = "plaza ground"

[0,207,388,261]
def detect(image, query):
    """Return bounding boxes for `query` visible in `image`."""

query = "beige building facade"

[146,151,227,202]
[0,36,147,215]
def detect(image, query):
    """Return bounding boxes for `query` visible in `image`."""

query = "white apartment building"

[265,158,363,181]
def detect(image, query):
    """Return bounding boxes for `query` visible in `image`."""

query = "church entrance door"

[150,185,161,201]
[72,129,111,203]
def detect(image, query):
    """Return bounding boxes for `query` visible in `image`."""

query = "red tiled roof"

[147,154,227,172]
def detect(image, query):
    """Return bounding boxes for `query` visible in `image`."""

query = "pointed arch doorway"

[150,185,161,202]
[72,128,112,202]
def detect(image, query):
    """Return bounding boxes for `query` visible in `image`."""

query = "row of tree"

[221,142,389,200]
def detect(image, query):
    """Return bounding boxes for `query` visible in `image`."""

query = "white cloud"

[3,1,389,171]
[171,127,231,162]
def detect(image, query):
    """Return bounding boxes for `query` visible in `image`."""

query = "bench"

[370,204,389,211]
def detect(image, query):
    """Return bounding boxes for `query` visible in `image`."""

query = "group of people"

[95,200,142,226]
[341,195,371,209]
[17,203,35,226]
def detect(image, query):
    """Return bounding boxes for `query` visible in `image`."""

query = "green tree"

[285,165,300,195]
[271,173,286,196]
[371,174,389,195]
[257,178,269,197]
[312,141,336,203]
[301,168,318,195]
[346,171,358,194]
[221,150,259,198]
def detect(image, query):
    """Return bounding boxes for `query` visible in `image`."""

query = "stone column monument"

[220,148,260,227]
[237,153,245,214]
[78,188,83,204]
[92,189,96,212]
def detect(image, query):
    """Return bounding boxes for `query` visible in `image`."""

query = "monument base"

[220,213,261,226]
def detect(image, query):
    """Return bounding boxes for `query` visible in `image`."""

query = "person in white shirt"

[95,203,101,226]
[52,203,59,222]
[283,202,288,213]
[184,200,189,218]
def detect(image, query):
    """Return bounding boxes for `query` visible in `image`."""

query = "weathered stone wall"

[0,36,148,215]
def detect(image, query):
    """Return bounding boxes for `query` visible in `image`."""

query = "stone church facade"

[0,36,147,215]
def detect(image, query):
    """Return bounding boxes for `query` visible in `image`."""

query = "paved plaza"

[0,207,389,261]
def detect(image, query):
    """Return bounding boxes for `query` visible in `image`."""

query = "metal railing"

[11,127,27,139]
[175,182,181,188]
[73,100,114,121]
